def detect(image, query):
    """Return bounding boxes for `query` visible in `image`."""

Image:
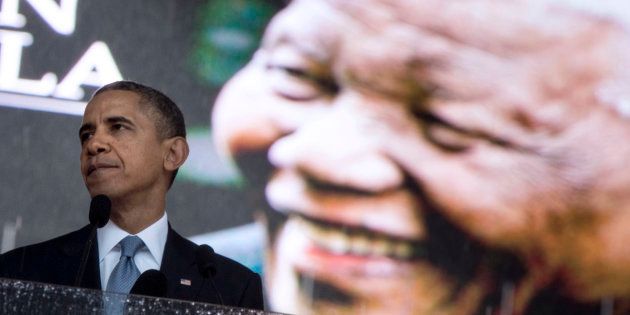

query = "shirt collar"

[97,212,169,265]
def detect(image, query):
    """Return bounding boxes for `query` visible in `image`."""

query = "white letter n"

[25,0,78,35]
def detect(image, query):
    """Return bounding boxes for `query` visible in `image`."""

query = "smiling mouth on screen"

[291,212,426,261]
[264,168,492,308]
[265,169,431,277]
[271,210,428,307]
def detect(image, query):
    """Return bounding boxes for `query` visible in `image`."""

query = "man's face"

[213,0,630,313]
[80,90,167,201]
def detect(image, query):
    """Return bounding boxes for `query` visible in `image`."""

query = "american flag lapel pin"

[180,278,192,286]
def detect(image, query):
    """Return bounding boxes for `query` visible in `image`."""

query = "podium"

[0,278,283,314]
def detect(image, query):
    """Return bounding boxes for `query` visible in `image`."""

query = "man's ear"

[163,137,189,171]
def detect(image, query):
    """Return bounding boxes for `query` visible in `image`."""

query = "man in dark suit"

[0,81,264,310]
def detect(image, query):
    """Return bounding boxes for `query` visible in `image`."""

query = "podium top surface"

[0,278,286,315]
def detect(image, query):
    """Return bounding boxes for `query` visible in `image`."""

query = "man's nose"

[86,132,110,155]
[212,62,327,158]
[268,105,405,193]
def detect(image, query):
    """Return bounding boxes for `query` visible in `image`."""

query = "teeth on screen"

[327,230,350,254]
[394,242,412,259]
[371,238,390,257]
[294,215,417,260]
[350,235,371,255]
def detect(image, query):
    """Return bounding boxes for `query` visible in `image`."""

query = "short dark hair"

[94,80,186,139]
[92,80,186,188]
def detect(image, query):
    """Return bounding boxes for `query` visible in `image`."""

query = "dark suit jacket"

[0,224,264,310]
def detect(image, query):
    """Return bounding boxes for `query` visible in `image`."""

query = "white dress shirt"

[97,212,168,290]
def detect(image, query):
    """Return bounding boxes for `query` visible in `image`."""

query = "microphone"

[196,244,217,277]
[89,194,111,228]
[74,195,111,286]
[195,244,223,305]
[130,269,168,297]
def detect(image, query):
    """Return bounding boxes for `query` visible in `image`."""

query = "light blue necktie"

[106,235,144,294]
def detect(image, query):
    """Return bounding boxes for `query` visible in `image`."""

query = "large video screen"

[2,0,630,314]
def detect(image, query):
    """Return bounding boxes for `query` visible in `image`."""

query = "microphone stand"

[74,225,97,287]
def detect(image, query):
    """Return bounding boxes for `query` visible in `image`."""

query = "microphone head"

[195,244,217,278]
[130,269,168,297]
[89,195,111,228]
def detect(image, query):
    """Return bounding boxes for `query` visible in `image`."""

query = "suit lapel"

[60,225,202,294]
[60,225,102,290]
[82,236,102,289]
[160,225,203,301]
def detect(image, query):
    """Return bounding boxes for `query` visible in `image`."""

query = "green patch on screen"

[178,126,244,187]
[190,0,280,86]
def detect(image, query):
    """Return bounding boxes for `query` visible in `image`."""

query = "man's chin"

[266,259,493,315]
[264,214,495,315]
[86,184,120,200]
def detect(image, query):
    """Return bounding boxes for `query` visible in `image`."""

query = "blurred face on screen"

[213,0,630,313]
